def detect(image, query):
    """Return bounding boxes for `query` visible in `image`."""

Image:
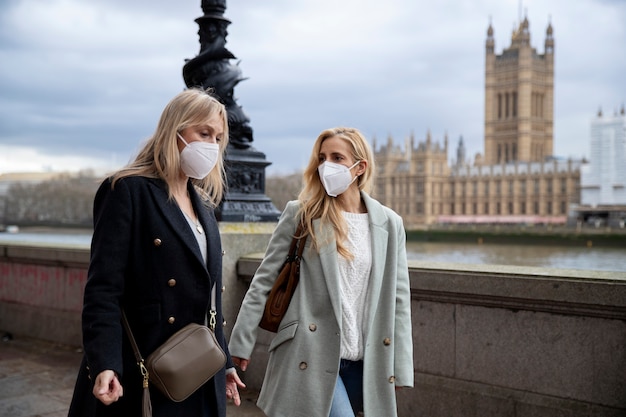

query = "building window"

[560,201,566,214]
[547,201,552,214]
[484,202,489,214]
[508,180,514,196]
[472,203,477,214]
[547,180,553,195]
[497,93,502,119]
[496,202,501,214]
[520,202,526,214]
[496,180,501,196]
[508,202,513,214]
[451,203,455,215]
[473,181,477,197]
[505,92,510,118]
[560,178,567,194]
[534,179,540,195]
[484,182,490,196]
[520,180,526,196]
[512,92,517,117]
[533,201,539,214]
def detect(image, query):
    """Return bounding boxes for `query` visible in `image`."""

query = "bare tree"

[4,172,99,227]
[265,172,303,211]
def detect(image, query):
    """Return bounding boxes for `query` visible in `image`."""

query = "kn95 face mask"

[318,160,360,197]
[177,133,219,179]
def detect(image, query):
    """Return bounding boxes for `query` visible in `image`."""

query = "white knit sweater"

[337,211,372,360]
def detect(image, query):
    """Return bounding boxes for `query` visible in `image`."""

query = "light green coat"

[229,193,414,417]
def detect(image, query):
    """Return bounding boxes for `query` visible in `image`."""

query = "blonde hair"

[110,88,229,207]
[297,127,375,259]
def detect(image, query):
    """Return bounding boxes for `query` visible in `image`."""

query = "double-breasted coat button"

[388,376,396,384]
[168,316,175,324]
[223,320,227,327]
[222,286,226,292]
[383,337,391,346]
[309,324,317,332]
[167,279,176,287]
[221,250,226,256]
[153,238,162,246]
[299,362,308,370]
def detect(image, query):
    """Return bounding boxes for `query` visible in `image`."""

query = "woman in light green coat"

[228,127,413,417]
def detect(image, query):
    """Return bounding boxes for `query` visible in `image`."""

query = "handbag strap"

[207,283,217,331]
[289,222,306,262]
[121,309,149,388]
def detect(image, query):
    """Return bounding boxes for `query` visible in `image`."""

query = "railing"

[238,255,626,417]
[1,240,625,416]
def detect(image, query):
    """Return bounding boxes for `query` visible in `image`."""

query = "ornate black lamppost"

[183,0,280,222]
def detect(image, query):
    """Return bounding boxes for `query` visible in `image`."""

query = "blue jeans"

[329,360,363,417]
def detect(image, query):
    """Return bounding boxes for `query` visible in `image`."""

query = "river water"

[406,241,626,273]
[1,230,625,273]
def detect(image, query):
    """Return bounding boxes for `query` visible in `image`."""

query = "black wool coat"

[68,176,232,417]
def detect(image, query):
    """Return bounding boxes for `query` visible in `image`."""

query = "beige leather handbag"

[122,284,226,416]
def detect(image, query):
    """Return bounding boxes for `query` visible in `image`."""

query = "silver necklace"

[182,208,203,234]
[193,217,204,234]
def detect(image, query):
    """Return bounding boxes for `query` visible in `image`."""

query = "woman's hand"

[93,370,123,405]
[225,369,246,406]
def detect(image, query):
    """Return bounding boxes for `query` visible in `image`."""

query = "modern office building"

[374,16,583,228]
[576,106,626,227]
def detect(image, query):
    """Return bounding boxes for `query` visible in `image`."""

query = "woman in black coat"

[68,88,245,417]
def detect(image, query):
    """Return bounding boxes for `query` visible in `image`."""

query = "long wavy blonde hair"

[297,127,375,259]
[110,88,229,207]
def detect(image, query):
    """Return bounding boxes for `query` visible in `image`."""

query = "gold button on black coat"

[168,316,175,324]
[153,238,162,246]
[167,279,176,287]
[383,337,391,346]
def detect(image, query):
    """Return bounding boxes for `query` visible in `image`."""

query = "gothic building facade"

[373,16,582,228]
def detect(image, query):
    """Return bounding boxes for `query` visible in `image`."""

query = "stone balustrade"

[1,234,625,416]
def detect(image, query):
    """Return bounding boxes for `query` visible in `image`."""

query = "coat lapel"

[315,218,344,325]
[147,179,207,271]
[361,192,389,338]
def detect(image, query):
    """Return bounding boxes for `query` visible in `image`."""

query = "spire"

[456,136,466,167]
[545,15,554,54]
[486,16,495,54]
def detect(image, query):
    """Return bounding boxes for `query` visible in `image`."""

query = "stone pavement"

[0,334,264,417]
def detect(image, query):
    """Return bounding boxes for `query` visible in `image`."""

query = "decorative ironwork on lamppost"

[183,0,280,222]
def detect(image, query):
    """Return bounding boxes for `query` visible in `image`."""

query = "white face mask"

[177,133,220,179]
[317,160,361,197]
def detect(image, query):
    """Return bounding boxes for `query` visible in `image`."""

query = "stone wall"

[1,236,625,416]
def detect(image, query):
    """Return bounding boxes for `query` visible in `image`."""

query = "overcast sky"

[0,0,624,176]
